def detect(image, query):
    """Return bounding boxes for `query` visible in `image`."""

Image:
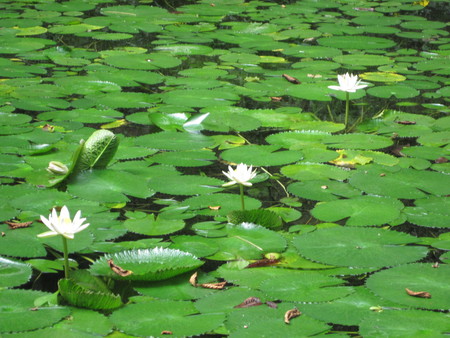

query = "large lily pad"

[89,248,204,281]
[366,263,450,310]
[293,227,427,268]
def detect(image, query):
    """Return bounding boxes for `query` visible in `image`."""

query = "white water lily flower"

[38,206,90,239]
[222,163,257,187]
[328,73,368,93]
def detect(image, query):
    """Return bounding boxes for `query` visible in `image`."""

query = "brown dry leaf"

[307,73,322,78]
[161,330,172,335]
[270,96,282,102]
[395,120,416,125]
[189,271,198,287]
[435,157,448,164]
[208,205,221,210]
[199,281,227,290]
[246,259,279,268]
[234,297,263,308]
[1,232,5,237]
[405,288,431,298]
[5,221,32,229]
[282,74,301,84]
[284,308,301,324]
[108,259,133,277]
[266,301,278,309]
[432,262,439,268]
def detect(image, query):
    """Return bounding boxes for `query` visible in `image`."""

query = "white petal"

[37,230,58,238]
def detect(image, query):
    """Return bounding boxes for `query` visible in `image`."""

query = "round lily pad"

[135,131,214,151]
[366,263,450,310]
[317,36,395,49]
[226,302,330,337]
[360,72,406,82]
[360,309,450,338]
[221,145,303,166]
[109,299,224,337]
[148,175,223,195]
[0,289,70,333]
[322,133,393,150]
[103,53,181,70]
[89,247,204,281]
[0,256,32,288]
[293,227,428,268]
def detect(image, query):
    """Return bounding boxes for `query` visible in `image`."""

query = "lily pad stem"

[62,236,69,279]
[240,184,245,211]
[344,92,350,132]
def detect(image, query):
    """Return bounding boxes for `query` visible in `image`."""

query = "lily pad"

[0,256,32,288]
[109,299,225,337]
[0,289,70,333]
[366,263,450,310]
[293,227,427,268]
[221,145,303,166]
[89,247,204,281]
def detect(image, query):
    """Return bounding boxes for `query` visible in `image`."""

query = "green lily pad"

[161,89,239,107]
[367,85,420,99]
[221,145,303,166]
[404,197,450,228]
[301,287,403,326]
[282,163,351,181]
[103,53,181,70]
[135,131,214,151]
[0,256,32,288]
[360,309,450,338]
[259,273,353,302]
[349,165,450,198]
[148,174,223,195]
[109,299,225,337]
[0,289,70,333]
[333,54,394,66]
[322,133,393,150]
[366,263,450,310]
[317,36,395,49]
[293,227,427,268]
[311,195,403,225]
[150,150,216,167]
[124,213,185,236]
[226,302,330,337]
[89,247,204,281]
[205,223,287,261]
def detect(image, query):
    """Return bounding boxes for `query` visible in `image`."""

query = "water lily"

[222,163,257,187]
[223,163,257,211]
[46,161,69,175]
[328,73,368,93]
[38,206,90,279]
[38,206,90,239]
[328,73,368,131]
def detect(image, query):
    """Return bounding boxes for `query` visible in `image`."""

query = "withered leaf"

[270,96,282,102]
[284,308,301,324]
[161,330,172,335]
[435,157,448,164]
[405,288,431,298]
[234,297,263,308]
[199,281,227,290]
[432,262,439,268]
[108,259,133,277]
[5,221,32,229]
[282,74,301,84]
[266,301,278,309]
[246,259,279,268]
[395,120,416,125]
[208,205,221,210]
[189,271,198,287]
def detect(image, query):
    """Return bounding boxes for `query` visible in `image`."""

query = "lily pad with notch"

[293,227,428,268]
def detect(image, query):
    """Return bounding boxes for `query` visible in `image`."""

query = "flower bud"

[47,161,68,175]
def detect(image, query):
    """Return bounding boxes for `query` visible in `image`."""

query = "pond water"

[0,0,449,337]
